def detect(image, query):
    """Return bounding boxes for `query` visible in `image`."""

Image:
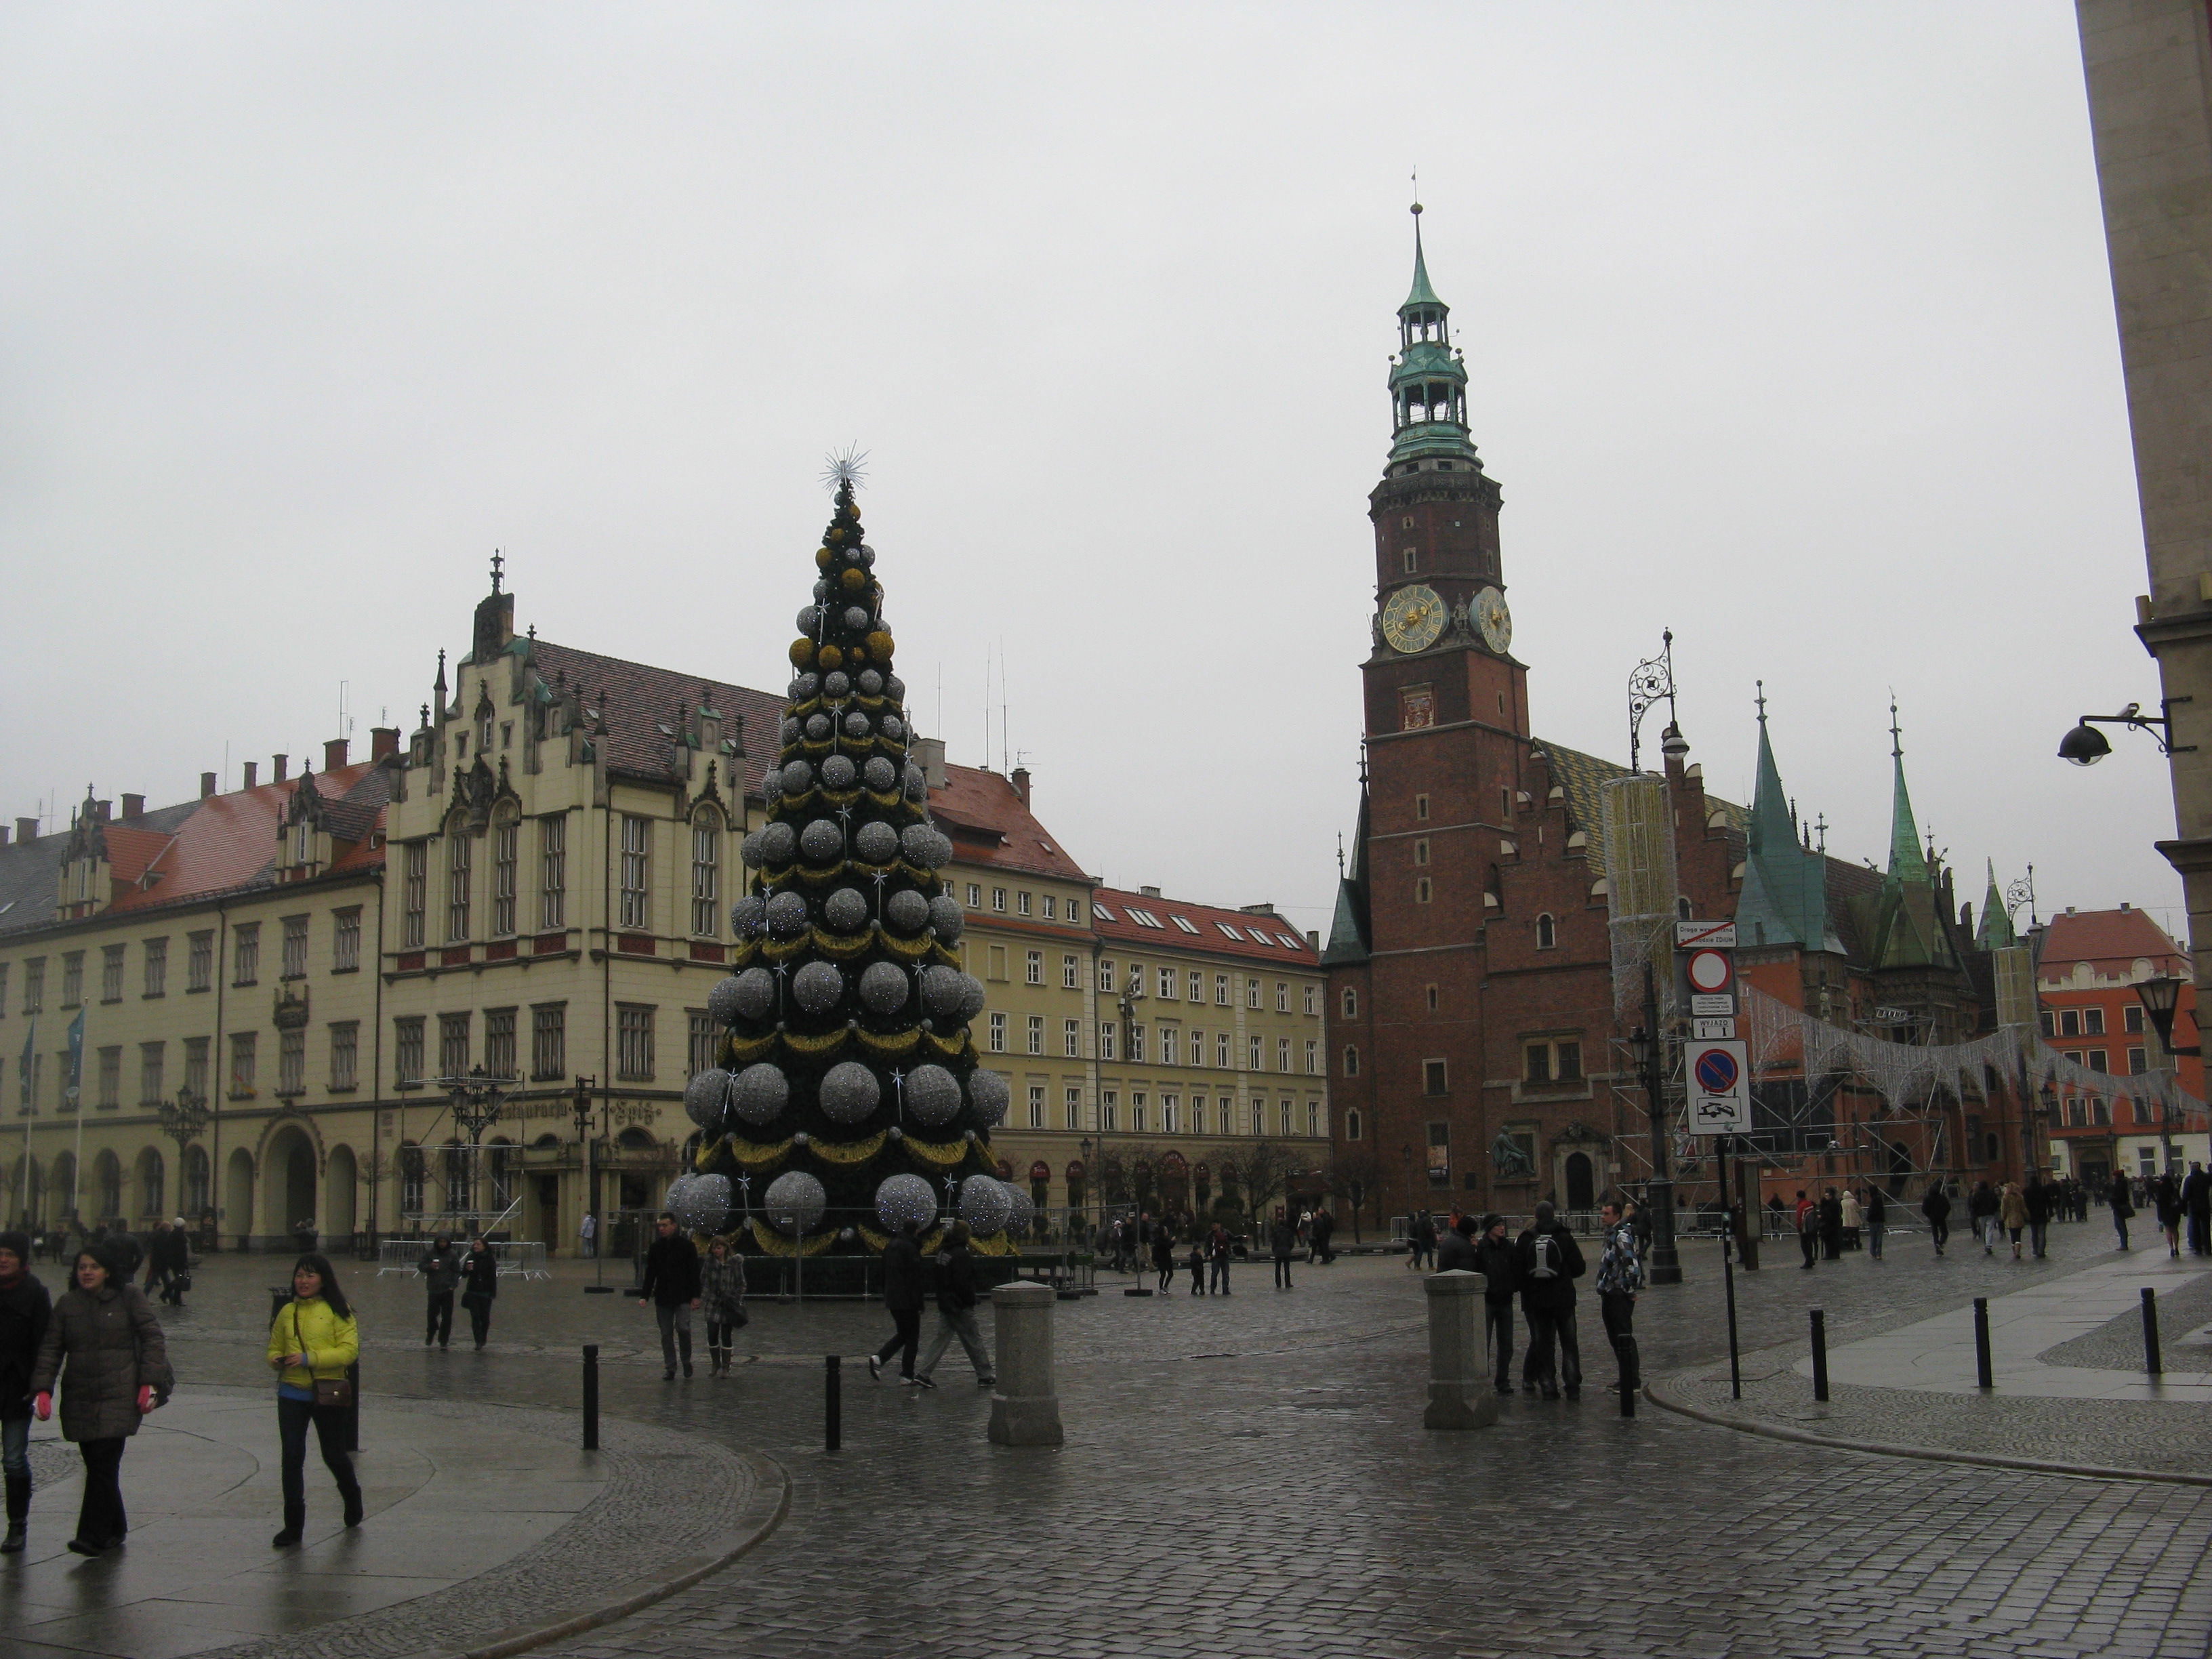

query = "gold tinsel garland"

[720,1133,794,1169]
[878,928,933,961]
[813,926,874,960]
[902,1135,970,1167]
[815,1130,888,1164]
[748,1219,839,1257]
[781,1026,847,1055]
[854,1027,919,1057]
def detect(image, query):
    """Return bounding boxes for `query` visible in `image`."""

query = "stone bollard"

[1422,1270,1498,1430]
[987,1281,1065,1447]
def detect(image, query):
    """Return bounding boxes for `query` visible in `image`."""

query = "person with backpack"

[1922,1181,1952,1256]
[1471,1215,1519,1394]
[1515,1201,1586,1401]
[2109,1174,2136,1250]
[914,1221,994,1389]
[1793,1191,1818,1270]
[1593,1200,1643,1395]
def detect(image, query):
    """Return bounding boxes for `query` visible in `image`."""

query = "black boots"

[342,1484,364,1528]
[678,1329,694,1378]
[1,1473,28,1553]
[272,1504,306,1548]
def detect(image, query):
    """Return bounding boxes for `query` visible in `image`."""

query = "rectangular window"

[966,883,981,908]
[1100,1023,1118,1061]
[1099,960,1116,993]
[138,1041,164,1106]
[134,937,165,1000]
[1247,1034,1262,1070]
[1065,1087,1083,1129]
[2085,1006,2106,1036]
[229,1031,257,1097]
[1305,1040,1318,1074]
[1275,982,1290,1012]
[62,952,83,1007]
[1525,1042,1552,1085]
[1217,1033,1231,1068]
[494,817,520,936]
[989,1012,1007,1053]
[533,1004,567,1080]
[1193,1097,1208,1134]
[183,1036,209,1101]
[2060,1009,2080,1038]
[1101,1090,1118,1132]
[1249,1099,1267,1136]
[691,821,719,937]
[617,1004,655,1081]
[329,1023,359,1090]
[620,816,651,930]
[1160,1027,1179,1065]
[403,842,428,948]
[1424,1059,1449,1096]
[21,959,41,1015]
[1017,890,1032,916]
[1279,1099,1293,1137]
[485,1007,518,1080]
[1028,1084,1045,1128]
[992,887,1007,912]
[1187,1028,1202,1067]
[1160,1093,1178,1134]
[2039,1009,2056,1038]
[187,934,213,993]
[1027,1014,1044,1055]
[281,916,308,980]
[2087,1049,2108,1073]
[438,1012,470,1079]
[688,1010,718,1077]
[1307,1101,1322,1138]
[2129,1046,2148,1076]
[1157,967,1175,999]
[1246,978,1261,1010]
[1043,895,1057,920]
[1129,1024,1146,1063]
[1189,970,1204,1002]
[2124,1003,2146,1034]
[332,908,361,972]
[1557,1041,1582,1080]
[98,1046,121,1108]
[1304,984,1317,1017]
[1064,1018,1081,1058]
[1131,1093,1147,1134]
[394,1017,425,1087]
[540,815,567,930]
[448,832,473,941]
[1026,949,1043,986]
[232,924,259,985]
[1063,954,1080,989]
[1277,1037,1291,1071]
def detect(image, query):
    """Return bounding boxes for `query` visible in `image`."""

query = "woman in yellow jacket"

[266,1252,363,1547]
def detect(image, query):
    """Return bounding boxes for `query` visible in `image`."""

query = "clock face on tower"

[1380,583,1445,653]
[1473,586,1512,655]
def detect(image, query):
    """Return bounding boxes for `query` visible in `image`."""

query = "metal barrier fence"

[375,1238,550,1279]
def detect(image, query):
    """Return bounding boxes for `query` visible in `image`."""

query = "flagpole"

[17,1017,33,1229]
[68,1010,84,1224]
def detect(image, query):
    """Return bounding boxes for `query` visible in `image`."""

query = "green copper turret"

[1387,203,1481,472]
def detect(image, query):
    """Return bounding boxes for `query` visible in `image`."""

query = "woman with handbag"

[460,1234,499,1350]
[266,1252,362,1547]
[28,1240,171,1555]
[699,1236,748,1376]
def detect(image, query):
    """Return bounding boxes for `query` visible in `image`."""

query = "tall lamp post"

[433,1063,516,1232]
[1628,1021,1683,1286]
[1116,983,1152,1294]
[157,1085,211,1246]
[2133,972,2198,1176]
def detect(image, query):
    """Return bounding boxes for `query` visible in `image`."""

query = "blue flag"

[65,1009,84,1107]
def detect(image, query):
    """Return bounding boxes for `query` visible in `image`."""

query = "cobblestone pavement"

[127,1225,2212,1658]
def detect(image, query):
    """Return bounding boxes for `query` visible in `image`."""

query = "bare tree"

[1237,1140,1303,1228]
[1327,1145,1385,1243]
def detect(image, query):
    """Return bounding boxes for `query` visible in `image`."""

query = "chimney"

[243,761,258,790]
[95,800,112,822]
[1306,929,1320,951]
[272,754,288,784]
[12,817,33,845]
[1141,885,1162,899]
[121,794,146,819]
[0,827,9,849]
[371,726,400,762]
[201,772,218,799]
[324,737,350,772]
[1011,765,1031,806]
[916,736,948,790]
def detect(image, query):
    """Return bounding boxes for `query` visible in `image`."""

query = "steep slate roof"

[2037,906,2188,977]
[1534,738,1749,867]
[529,638,785,783]
[1092,885,1315,964]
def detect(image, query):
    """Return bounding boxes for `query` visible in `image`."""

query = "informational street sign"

[1693,1017,1737,1040]
[1689,993,1735,1016]
[1675,920,1738,949]
[1686,1038,1752,1134]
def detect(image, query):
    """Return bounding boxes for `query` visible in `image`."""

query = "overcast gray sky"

[0,3,2171,940]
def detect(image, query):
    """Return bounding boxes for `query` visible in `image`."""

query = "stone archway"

[263,1123,318,1243]
[92,1150,123,1223]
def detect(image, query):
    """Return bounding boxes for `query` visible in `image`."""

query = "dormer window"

[294,820,312,864]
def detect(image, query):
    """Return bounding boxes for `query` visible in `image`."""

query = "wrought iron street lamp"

[158,1085,210,1234]
[432,1063,517,1225]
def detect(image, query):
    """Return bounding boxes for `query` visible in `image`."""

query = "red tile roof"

[1091,885,1315,962]
[2038,907,2187,974]
[929,766,1092,882]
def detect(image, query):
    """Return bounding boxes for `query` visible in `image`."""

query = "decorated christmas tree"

[668,457,1030,1273]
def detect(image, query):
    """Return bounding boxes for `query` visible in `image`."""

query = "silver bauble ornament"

[730,1062,789,1126]
[842,605,870,632]
[824,670,852,697]
[823,886,868,933]
[966,1067,1010,1127]
[792,960,844,1015]
[886,673,907,700]
[928,895,964,941]
[882,714,905,741]
[779,718,800,747]
[730,895,766,938]
[875,1172,937,1232]
[766,890,811,937]
[733,966,777,1022]
[956,972,988,1021]
[739,832,766,869]
[819,1060,882,1124]
[884,888,929,933]
[758,822,797,864]
[793,672,820,699]
[805,713,833,741]
[854,821,899,863]
[958,1176,1011,1235]
[863,756,896,790]
[899,823,935,866]
[780,760,813,794]
[842,711,871,739]
[858,545,876,568]
[684,1068,731,1130]
[903,769,927,802]
[672,1172,733,1233]
[821,754,857,790]
[859,670,884,695]
[905,1063,961,1127]
[800,818,843,862]
[1005,1183,1036,1234]
[859,960,909,1014]
[796,605,822,634]
[764,1170,826,1235]
[706,975,747,1025]
[920,966,965,1019]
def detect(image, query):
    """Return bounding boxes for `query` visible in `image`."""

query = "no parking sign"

[1686,1038,1751,1134]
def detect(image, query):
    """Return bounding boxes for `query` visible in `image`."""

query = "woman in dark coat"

[460,1234,499,1350]
[28,1242,172,1555]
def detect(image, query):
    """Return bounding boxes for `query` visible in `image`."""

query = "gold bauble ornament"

[866,630,895,661]
[788,638,814,667]
[815,547,834,569]
[818,644,843,670]
[840,567,867,593]
[827,527,847,544]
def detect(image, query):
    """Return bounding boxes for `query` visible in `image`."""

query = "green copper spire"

[1885,700,1929,888]
[1734,684,1838,951]
[1975,860,2017,950]
[1386,199,1481,472]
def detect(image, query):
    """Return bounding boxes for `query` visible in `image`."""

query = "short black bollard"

[2142,1288,2163,1376]
[581,1344,600,1451]
[825,1355,842,1452]
[1973,1297,1993,1390]
[1809,1308,1828,1402]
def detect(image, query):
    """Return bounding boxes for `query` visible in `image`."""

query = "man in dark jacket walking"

[870,1219,926,1382]
[420,1235,462,1349]
[914,1221,994,1389]
[460,1234,499,1349]
[638,1213,702,1380]
[1470,1215,1518,1394]
[1923,1182,1952,1256]
[1818,1188,1844,1262]
[0,1231,51,1553]
[2184,1162,2212,1256]
[1515,1202,1586,1399]
[1270,1209,1298,1289]
[2024,1175,2053,1260]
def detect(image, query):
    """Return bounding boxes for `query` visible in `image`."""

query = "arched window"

[1343,1044,1360,1078]
[1536,914,1557,950]
[1340,987,1357,1019]
[690,804,723,937]
[1677,897,1693,920]
[1345,1108,1363,1142]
